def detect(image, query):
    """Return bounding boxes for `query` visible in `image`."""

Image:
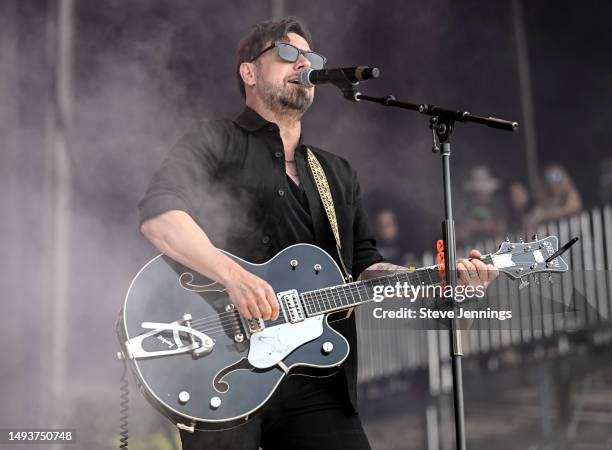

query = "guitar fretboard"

[300,266,444,316]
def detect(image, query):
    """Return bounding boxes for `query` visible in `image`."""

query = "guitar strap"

[306,147,353,283]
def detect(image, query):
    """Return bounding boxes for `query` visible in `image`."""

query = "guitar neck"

[300,264,442,316]
[300,253,496,317]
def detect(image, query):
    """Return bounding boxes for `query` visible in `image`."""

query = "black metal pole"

[432,113,466,449]
[439,137,466,450]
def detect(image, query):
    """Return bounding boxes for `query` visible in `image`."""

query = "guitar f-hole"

[213,358,254,393]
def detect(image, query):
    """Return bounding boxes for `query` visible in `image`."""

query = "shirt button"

[261,235,271,245]
[277,188,285,197]
[274,151,283,158]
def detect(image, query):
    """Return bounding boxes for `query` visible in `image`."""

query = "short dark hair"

[236,16,313,99]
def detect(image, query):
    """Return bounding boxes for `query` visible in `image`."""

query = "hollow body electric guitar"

[117,236,570,432]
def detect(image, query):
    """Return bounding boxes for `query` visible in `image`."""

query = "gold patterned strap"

[306,148,353,282]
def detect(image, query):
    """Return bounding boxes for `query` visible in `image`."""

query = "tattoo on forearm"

[358,262,408,281]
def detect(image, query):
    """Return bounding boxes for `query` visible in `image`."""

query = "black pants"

[179,370,371,450]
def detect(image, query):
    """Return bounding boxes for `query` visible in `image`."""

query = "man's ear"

[239,62,256,89]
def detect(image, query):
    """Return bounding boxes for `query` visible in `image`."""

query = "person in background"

[599,156,612,205]
[373,209,403,264]
[506,181,531,235]
[457,166,506,246]
[526,163,582,231]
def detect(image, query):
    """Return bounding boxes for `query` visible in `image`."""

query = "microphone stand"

[330,78,518,450]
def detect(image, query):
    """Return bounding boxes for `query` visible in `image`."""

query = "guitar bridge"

[277,289,305,323]
[245,317,265,333]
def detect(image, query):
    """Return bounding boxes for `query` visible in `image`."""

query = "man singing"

[138,16,497,450]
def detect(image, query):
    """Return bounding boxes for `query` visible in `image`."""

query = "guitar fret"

[330,287,339,311]
[347,284,357,307]
[354,283,363,303]
[324,288,332,312]
[360,282,371,302]
[416,270,426,287]
[311,292,318,314]
[426,268,433,284]
[319,289,327,313]
[306,292,315,315]
[334,287,343,310]
[302,263,447,318]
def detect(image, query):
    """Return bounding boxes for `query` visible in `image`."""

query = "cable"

[119,354,129,449]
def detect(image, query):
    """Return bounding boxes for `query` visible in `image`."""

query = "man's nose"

[294,52,311,70]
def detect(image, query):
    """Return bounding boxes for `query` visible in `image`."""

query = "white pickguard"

[247,316,324,369]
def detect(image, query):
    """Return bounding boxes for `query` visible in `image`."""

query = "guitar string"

[186,259,477,328]
[179,249,541,336]
[186,284,364,330]
[187,280,408,336]
[185,285,385,336]
[186,281,401,334]
[186,266,440,328]
[185,268,439,331]
[186,268,440,330]
[186,247,533,323]
[186,283,388,335]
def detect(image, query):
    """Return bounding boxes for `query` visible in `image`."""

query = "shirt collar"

[233,106,271,132]
[234,106,306,148]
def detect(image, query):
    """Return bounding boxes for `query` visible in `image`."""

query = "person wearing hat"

[457,165,506,245]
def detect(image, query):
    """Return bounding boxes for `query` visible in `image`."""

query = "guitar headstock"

[488,235,570,281]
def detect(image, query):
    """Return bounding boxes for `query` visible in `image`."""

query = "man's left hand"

[457,249,498,289]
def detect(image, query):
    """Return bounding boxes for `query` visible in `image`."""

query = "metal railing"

[356,205,612,385]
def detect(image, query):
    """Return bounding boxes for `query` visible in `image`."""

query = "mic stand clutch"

[343,90,518,450]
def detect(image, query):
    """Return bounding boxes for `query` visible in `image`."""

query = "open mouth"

[287,79,299,84]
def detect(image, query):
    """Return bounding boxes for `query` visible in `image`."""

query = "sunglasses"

[250,42,327,70]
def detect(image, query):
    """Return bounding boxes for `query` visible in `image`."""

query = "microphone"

[298,66,380,87]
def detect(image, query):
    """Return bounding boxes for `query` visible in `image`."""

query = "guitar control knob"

[234,333,244,343]
[225,304,235,312]
[322,341,334,355]
[314,264,322,274]
[290,259,298,270]
[178,391,190,404]
[210,396,222,409]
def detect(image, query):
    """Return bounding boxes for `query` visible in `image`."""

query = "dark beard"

[258,78,313,117]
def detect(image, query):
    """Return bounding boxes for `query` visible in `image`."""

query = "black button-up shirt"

[138,106,384,410]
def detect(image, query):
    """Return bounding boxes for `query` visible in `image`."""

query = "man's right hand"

[223,265,280,321]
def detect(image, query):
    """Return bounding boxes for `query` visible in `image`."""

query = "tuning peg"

[548,275,553,284]
[532,234,538,240]
[519,279,530,289]
[519,237,525,243]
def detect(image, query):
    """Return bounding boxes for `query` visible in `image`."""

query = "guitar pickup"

[277,289,305,323]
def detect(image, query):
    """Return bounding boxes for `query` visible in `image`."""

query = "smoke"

[2,1,610,448]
